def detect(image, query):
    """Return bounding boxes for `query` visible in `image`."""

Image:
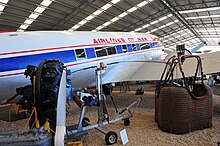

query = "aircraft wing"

[128,51,220,81]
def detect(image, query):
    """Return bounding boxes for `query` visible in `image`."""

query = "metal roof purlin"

[158,0,205,43]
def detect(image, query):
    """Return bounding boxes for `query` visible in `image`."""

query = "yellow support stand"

[67,141,83,146]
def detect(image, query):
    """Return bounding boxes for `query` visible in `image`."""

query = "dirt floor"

[0,83,220,146]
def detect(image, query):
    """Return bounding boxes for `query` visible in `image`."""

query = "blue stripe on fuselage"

[0,50,77,72]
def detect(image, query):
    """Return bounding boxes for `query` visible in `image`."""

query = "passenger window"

[140,43,150,50]
[75,49,86,60]
[95,47,107,57]
[122,45,127,53]
[132,44,136,51]
[106,46,116,55]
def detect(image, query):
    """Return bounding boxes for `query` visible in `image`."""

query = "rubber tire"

[82,117,90,127]
[124,118,130,126]
[105,131,118,145]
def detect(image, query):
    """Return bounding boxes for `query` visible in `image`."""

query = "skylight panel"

[17,0,53,31]
[19,24,29,30]
[142,24,150,28]
[102,3,112,10]
[0,0,8,13]
[96,26,104,30]
[29,13,39,19]
[135,27,142,32]
[185,15,220,20]
[151,28,158,32]
[180,7,220,14]
[0,0,9,3]
[150,20,159,25]
[110,17,119,22]
[24,19,34,25]
[35,7,45,13]
[0,5,5,11]
[41,0,53,7]
[128,7,137,13]
[92,1,154,31]
[93,9,103,16]
[119,12,128,18]
[111,0,121,4]
[103,21,111,26]
[137,1,148,7]
[85,15,95,20]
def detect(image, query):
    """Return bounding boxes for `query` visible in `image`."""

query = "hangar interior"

[0,0,220,48]
[0,0,220,146]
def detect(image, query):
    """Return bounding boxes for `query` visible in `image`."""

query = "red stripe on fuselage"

[0,47,162,78]
[0,40,159,56]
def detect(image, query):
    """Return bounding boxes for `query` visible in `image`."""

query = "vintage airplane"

[0,31,165,101]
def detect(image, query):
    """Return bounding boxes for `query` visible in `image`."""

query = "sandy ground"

[0,84,220,146]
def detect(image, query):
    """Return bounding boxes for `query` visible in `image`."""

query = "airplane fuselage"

[0,31,164,100]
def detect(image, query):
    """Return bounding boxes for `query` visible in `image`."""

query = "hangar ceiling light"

[18,0,53,31]
[92,0,154,32]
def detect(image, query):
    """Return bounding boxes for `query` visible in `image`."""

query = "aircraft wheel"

[124,118,130,126]
[105,131,118,145]
[82,117,90,127]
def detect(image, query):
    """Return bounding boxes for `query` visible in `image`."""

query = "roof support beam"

[158,0,205,43]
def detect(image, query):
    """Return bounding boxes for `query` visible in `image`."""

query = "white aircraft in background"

[0,31,165,101]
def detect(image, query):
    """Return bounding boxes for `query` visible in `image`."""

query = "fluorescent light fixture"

[150,20,159,25]
[186,15,220,20]
[142,24,150,28]
[85,15,95,20]
[41,0,53,7]
[19,24,29,30]
[35,7,45,13]
[96,26,104,30]
[111,0,121,4]
[135,27,142,31]
[103,21,111,26]
[163,40,168,43]
[29,13,39,19]
[78,20,87,25]
[24,19,34,25]
[93,9,103,15]
[163,35,170,39]
[174,20,179,23]
[0,0,9,3]
[158,25,166,29]
[137,1,148,7]
[159,16,168,21]
[110,17,119,22]
[128,7,137,13]
[102,3,112,10]
[119,12,128,17]
[91,30,97,32]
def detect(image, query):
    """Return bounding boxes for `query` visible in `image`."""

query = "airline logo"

[93,37,160,44]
